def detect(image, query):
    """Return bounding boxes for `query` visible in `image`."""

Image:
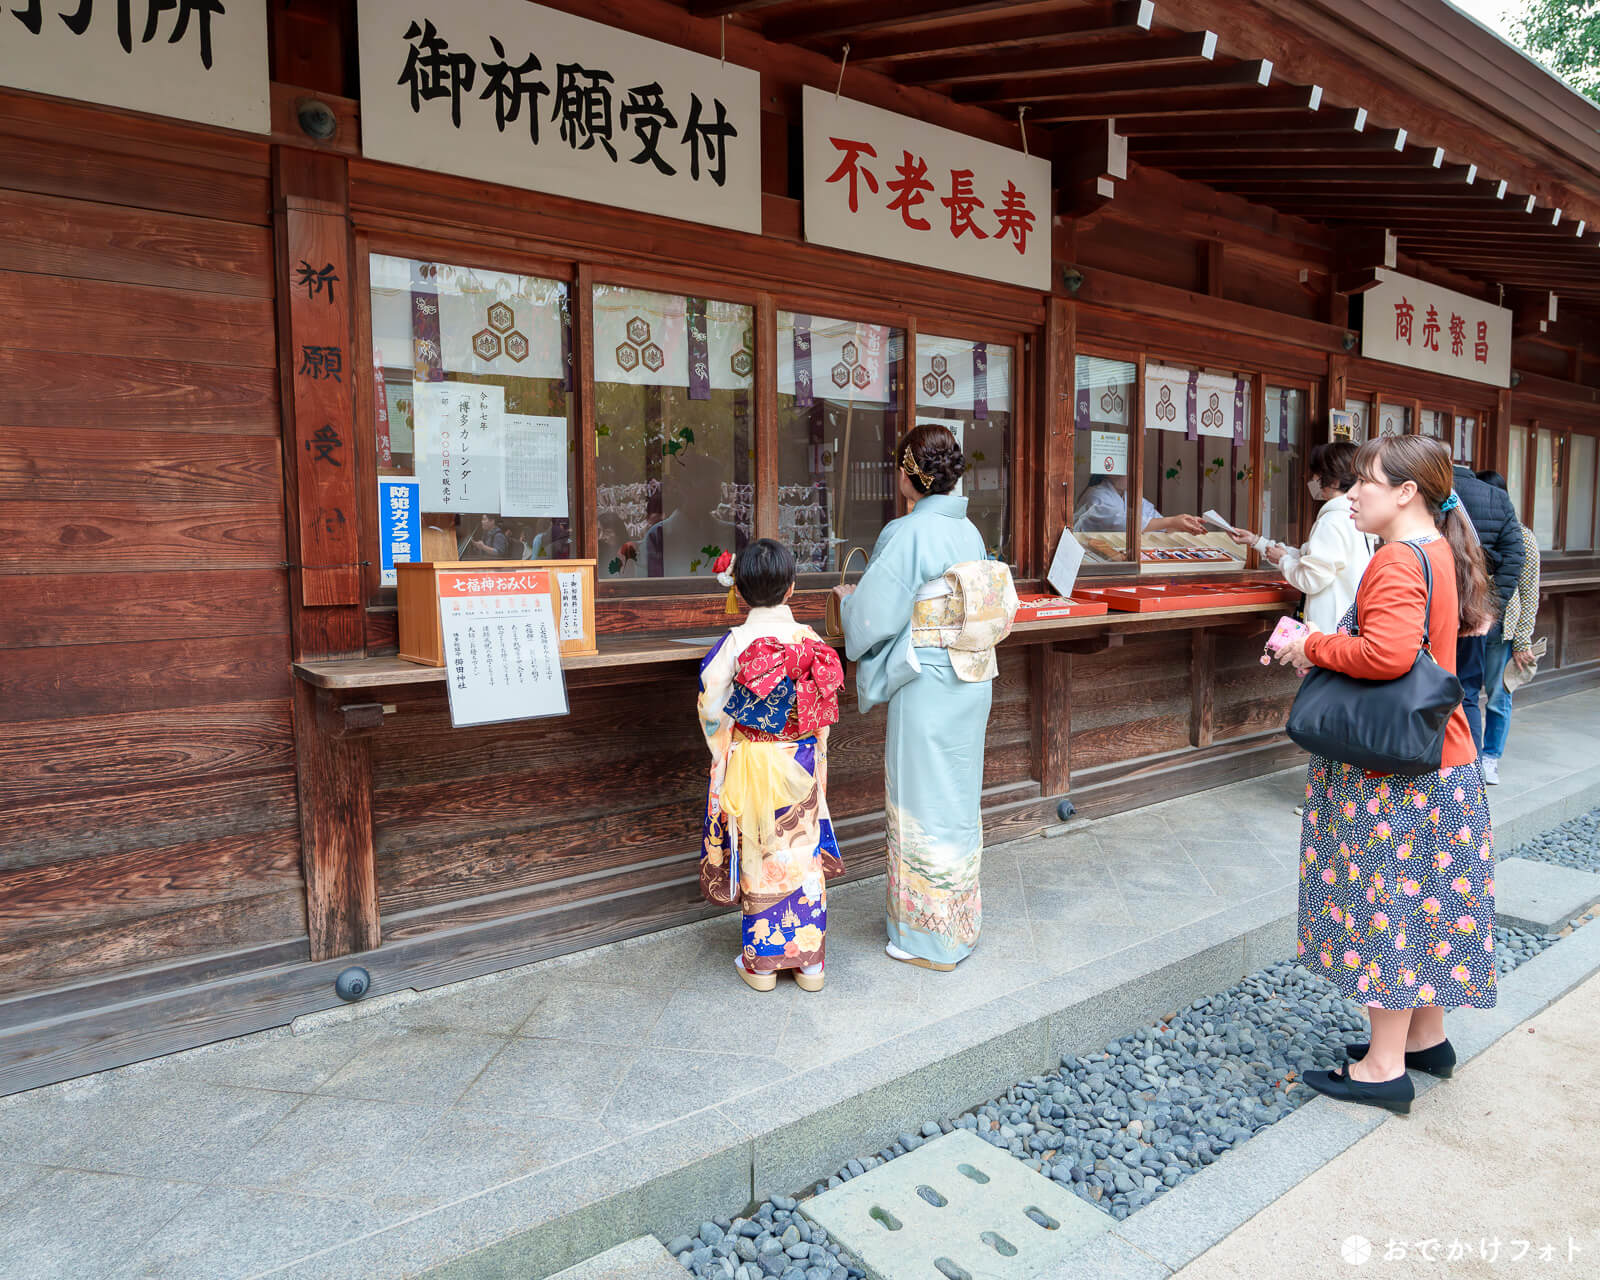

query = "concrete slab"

[801,1130,1111,1280]
[547,1236,684,1280]
[1492,857,1600,933]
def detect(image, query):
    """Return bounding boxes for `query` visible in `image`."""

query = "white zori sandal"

[885,941,959,972]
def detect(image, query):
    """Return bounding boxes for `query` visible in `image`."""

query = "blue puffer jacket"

[1452,464,1525,635]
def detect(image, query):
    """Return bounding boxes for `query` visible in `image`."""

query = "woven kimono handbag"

[824,546,868,640]
[1285,541,1463,774]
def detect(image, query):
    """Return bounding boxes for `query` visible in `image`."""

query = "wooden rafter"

[764,0,1041,43]
[847,2,1154,67]
[952,56,1273,107]
[899,30,1217,87]
[1128,127,1405,157]
[1031,82,1319,124]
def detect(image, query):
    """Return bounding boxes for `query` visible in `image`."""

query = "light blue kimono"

[841,494,994,965]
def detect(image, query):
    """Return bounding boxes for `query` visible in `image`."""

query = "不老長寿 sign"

[801,86,1051,291]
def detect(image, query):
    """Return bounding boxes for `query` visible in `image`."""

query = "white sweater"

[1255,493,1375,634]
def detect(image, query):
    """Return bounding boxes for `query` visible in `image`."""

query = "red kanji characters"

[885,150,934,231]
[941,168,988,239]
[1394,297,1415,345]
[994,180,1034,255]
[1448,312,1466,359]
[825,137,879,213]
[1474,319,1489,364]
[1421,304,1440,352]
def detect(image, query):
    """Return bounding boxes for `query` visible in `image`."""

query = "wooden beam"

[1113,106,1364,135]
[850,2,1155,66]
[764,0,1033,43]
[901,30,1216,87]
[1033,83,1319,124]
[1032,646,1072,796]
[1128,127,1403,157]
[691,0,788,13]
[954,57,1274,107]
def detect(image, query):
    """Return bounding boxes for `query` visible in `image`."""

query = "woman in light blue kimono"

[837,424,1017,970]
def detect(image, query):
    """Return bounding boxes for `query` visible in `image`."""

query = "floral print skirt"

[1296,756,1497,1010]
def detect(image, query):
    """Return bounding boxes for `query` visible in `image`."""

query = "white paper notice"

[439,569,569,727]
[1047,530,1086,598]
[414,381,505,512]
[1090,430,1128,477]
[556,571,585,643]
[502,414,569,518]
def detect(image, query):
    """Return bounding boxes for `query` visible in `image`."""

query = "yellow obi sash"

[720,738,815,853]
[909,560,1019,682]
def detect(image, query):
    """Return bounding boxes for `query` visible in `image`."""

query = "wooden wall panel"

[0,110,302,1005]
[1562,591,1600,665]
[1211,630,1301,741]
[1068,633,1194,765]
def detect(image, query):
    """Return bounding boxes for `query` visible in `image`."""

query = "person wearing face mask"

[1228,441,1375,635]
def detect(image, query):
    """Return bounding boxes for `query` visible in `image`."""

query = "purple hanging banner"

[1278,389,1290,452]
[687,297,710,401]
[1232,377,1246,449]
[560,292,574,393]
[973,342,989,420]
[1075,382,1090,433]
[794,314,814,408]
[1185,370,1199,442]
[411,286,443,384]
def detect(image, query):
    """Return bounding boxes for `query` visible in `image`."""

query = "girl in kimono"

[698,539,846,993]
[836,425,1018,971]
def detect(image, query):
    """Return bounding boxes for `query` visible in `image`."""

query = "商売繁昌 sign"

[801,86,1050,291]
[357,0,762,235]
[1360,269,1512,388]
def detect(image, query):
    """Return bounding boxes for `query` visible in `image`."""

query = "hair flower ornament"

[715,550,739,614]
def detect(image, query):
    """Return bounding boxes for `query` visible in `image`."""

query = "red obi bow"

[735,636,844,736]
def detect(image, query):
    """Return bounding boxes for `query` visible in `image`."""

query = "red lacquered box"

[1074,583,1299,613]
[1013,594,1111,621]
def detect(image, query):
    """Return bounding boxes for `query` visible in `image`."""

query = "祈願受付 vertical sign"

[1360,268,1511,388]
[0,0,268,132]
[802,87,1050,291]
[440,570,569,727]
[357,0,761,235]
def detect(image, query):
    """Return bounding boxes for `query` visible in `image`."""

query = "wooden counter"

[293,600,1286,690]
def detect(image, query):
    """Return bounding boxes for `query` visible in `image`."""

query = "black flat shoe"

[1303,1066,1414,1115]
[1345,1038,1456,1079]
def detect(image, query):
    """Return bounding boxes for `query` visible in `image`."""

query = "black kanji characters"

[553,62,617,160]
[294,261,339,303]
[299,345,343,382]
[479,35,548,142]
[399,18,477,128]
[682,93,737,187]
[306,424,343,466]
[620,82,677,175]
[17,0,226,69]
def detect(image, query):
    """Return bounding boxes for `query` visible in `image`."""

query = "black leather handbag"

[1286,541,1463,774]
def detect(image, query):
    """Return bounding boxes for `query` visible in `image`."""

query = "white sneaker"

[1482,756,1500,785]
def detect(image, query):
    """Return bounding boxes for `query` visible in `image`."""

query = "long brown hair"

[1353,435,1495,633]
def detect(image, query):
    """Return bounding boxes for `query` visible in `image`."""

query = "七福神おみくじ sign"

[357,0,761,235]
[801,87,1050,291]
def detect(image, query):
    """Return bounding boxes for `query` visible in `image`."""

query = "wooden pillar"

[1032,646,1072,797]
[754,293,778,539]
[1189,628,1216,748]
[274,147,380,960]
[1491,386,1514,479]
[1038,296,1072,572]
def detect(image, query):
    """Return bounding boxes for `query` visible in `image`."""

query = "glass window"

[370,252,575,579]
[1531,427,1559,551]
[1262,385,1306,546]
[1568,432,1596,553]
[1344,397,1372,443]
[1377,403,1410,437]
[1071,354,1135,562]
[916,335,1012,560]
[592,286,753,579]
[775,312,905,573]
[1507,425,1529,522]
[1452,415,1476,466]
[1419,408,1448,441]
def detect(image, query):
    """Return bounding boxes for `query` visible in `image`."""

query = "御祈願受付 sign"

[801,87,1051,291]
[358,0,761,235]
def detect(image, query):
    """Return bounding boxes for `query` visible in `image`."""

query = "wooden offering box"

[1013,594,1111,622]
[1075,582,1300,613]
[397,560,598,664]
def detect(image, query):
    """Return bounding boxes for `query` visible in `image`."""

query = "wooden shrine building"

[4,0,1600,1093]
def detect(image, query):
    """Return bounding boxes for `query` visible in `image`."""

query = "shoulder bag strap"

[1400,539,1435,655]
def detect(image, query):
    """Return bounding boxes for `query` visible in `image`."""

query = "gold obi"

[908,560,1019,682]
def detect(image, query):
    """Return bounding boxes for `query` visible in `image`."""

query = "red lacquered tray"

[1074,582,1299,613]
[1013,594,1110,621]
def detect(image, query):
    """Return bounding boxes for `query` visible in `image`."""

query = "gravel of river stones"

[1509,806,1600,874]
[669,915,1587,1280]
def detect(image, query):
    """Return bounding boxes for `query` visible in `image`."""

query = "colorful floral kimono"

[698,605,845,975]
[840,495,1018,966]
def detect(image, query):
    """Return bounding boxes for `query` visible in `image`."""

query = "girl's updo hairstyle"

[897,422,966,496]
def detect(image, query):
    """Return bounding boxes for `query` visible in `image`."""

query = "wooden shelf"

[294,600,1288,691]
